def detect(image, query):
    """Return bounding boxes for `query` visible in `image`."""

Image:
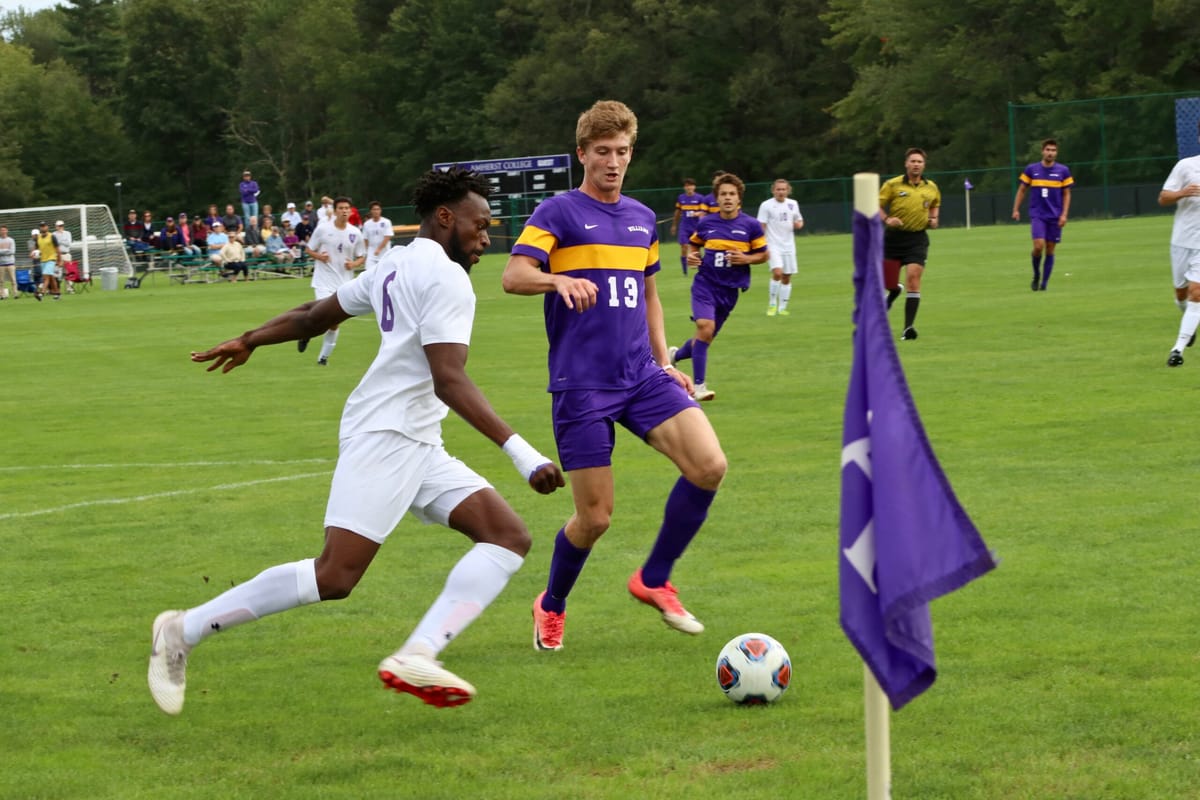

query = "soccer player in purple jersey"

[502,99,728,651]
[670,178,707,276]
[1012,139,1073,291]
[669,173,768,401]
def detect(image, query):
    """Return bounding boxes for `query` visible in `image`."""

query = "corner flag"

[839,202,996,711]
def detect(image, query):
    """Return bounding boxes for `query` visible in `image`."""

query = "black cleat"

[1031,279,1038,291]
[317,356,328,366]
[297,338,310,353]
[901,327,918,341]
[1167,350,1184,367]
[1189,333,1196,348]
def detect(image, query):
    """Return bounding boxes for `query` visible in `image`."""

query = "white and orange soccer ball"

[715,633,791,705]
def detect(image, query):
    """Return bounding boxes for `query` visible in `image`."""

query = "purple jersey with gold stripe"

[688,211,767,290]
[675,192,707,243]
[1020,161,1074,219]
[512,189,661,392]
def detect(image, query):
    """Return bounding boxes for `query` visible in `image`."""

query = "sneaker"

[148,610,191,715]
[532,591,564,651]
[667,345,679,367]
[317,357,328,366]
[902,327,919,341]
[1167,350,1184,367]
[691,382,715,402]
[766,304,777,317]
[778,308,790,316]
[627,569,704,634]
[297,338,309,353]
[378,651,476,708]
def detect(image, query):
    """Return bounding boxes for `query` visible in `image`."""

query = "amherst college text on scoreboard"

[433,154,573,217]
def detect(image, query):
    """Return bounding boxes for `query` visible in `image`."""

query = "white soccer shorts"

[1171,245,1200,289]
[324,430,492,543]
[768,250,798,275]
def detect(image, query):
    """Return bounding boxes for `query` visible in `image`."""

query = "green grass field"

[2,215,1197,799]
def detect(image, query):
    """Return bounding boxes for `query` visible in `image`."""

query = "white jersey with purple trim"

[756,198,802,254]
[308,222,366,294]
[362,216,394,267]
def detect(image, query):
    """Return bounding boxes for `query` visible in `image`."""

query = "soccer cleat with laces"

[628,570,704,634]
[317,357,328,366]
[378,651,476,708]
[778,308,790,316]
[691,382,715,402]
[532,591,565,651]
[766,304,777,316]
[902,327,919,341]
[148,610,191,715]
[1167,350,1184,367]
[668,345,679,367]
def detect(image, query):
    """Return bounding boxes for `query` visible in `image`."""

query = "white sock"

[1174,301,1200,352]
[401,543,524,657]
[318,330,339,360]
[1178,298,1188,312]
[779,283,793,311]
[182,558,320,646]
[769,279,781,306]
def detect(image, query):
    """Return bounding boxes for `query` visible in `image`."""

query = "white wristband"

[502,434,551,481]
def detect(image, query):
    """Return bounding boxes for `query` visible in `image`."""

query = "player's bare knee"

[314,566,358,601]
[686,452,727,491]
[485,521,532,557]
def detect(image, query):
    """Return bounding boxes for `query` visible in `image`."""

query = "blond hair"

[576,100,638,150]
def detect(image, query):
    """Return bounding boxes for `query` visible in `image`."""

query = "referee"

[880,148,940,340]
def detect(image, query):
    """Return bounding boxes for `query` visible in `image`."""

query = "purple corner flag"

[964,179,974,191]
[840,210,996,710]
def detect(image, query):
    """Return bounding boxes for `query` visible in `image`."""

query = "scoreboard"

[433,154,574,221]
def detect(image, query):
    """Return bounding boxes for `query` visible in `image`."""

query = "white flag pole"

[852,171,893,800]
[965,183,972,230]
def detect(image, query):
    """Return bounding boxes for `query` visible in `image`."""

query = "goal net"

[0,204,131,278]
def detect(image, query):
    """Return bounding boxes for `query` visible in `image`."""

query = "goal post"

[0,204,131,278]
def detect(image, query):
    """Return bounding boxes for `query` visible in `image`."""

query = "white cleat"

[667,346,679,367]
[148,610,191,715]
[691,382,715,402]
[378,651,477,708]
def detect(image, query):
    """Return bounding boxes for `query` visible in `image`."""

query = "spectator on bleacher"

[281,202,302,230]
[294,211,314,247]
[221,204,243,234]
[0,225,17,299]
[281,219,301,258]
[207,220,229,266]
[303,199,316,220]
[222,232,249,282]
[266,224,293,265]
[139,210,160,249]
[159,216,185,253]
[317,195,335,227]
[243,217,267,258]
[124,209,150,253]
[239,170,260,224]
[35,221,61,300]
[260,204,273,225]
[190,215,209,253]
[177,213,202,256]
[204,204,221,229]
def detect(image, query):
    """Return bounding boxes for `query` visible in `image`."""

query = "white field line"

[0,471,332,521]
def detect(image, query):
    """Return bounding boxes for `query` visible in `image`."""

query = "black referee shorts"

[883,229,930,266]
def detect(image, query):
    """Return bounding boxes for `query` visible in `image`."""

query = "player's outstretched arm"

[502,253,597,311]
[425,342,564,494]
[191,295,351,373]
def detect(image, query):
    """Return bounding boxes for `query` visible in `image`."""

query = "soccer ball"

[715,633,791,705]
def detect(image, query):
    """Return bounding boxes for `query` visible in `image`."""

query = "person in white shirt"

[755,178,804,316]
[361,201,394,269]
[1163,122,1200,366]
[316,195,335,227]
[301,197,366,364]
[0,226,17,299]
[148,167,565,716]
[281,202,302,230]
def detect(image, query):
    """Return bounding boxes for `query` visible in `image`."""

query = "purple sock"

[542,528,590,613]
[693,340,710,383]
[640,477,716,588]
[680,255,688,275]
[1042,254,1055,287]
[675,338,693,362]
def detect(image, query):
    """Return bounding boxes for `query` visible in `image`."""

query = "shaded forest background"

[1,0,1198,215]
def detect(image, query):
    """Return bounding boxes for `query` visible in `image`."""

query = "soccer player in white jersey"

[362,200,394,270]
[1162,121,1200,367]
[301,197,366,364]
[148,168,565,715]
[756,178,804,316]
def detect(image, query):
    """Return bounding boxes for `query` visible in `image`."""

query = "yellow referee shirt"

[879,175,941,232]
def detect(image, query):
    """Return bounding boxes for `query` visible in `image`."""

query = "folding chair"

[63,262,90,293]
[15,268,37,296]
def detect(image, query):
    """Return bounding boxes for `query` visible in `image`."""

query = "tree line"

[1,0,1197,216]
